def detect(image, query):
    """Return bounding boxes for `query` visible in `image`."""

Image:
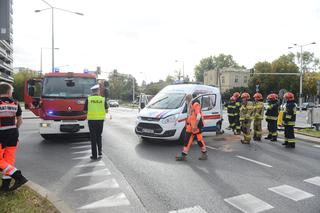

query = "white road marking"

[268,185,314,201]
[224,193,274,213]
[206,145,217,150]
[236,155,272,168]
[70,141,91,145]
[72,155,91,160]
[71,150,91,154]
[70,145,91,149]
[277,138,284,142]
[75,161,106,168]
[75,179,119,191]
[76,168,111,177]
[313,145,320,148]
[78,193,130,210]
[169,205,207,213]
[196,166,210,174]
[304,176,320,187]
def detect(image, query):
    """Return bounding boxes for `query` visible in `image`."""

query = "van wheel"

[178,128,186,144]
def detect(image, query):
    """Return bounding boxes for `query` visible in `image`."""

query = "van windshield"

[147,93,185,109]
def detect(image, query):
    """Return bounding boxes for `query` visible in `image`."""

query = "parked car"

[108,100,119,107]
[301,102,315,110]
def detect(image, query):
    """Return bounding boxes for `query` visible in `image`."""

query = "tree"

[303,71,320,99]
[222,86,250,102]
[108,70,138,101]
[194,54,244,82]
[13,70,39,101]
[293,51,320,71]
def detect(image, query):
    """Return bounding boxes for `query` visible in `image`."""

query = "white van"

[135,84,223,141]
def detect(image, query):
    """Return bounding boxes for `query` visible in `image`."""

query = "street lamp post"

[175,60,184,80]
[35,0,83,73]
[40,47,59,75]
[288,42,316,111]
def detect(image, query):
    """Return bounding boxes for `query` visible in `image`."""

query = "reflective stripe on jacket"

[254,101,264,120]
[240,101,254,121]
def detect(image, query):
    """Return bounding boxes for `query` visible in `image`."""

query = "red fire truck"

[24,72,108,140]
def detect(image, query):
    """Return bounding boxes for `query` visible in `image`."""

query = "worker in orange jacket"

[0,82,28,192]
[176,94,207,161]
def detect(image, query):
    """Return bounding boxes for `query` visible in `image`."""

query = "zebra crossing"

[69,142,131,212]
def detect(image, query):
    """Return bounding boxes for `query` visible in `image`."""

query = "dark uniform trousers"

[88,120,104,158]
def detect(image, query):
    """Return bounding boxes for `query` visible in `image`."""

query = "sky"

[12,0,320,84]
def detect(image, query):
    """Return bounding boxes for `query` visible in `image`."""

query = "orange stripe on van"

[203,114,221,120]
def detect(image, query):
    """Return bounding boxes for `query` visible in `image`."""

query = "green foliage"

[13,70,39,101]
[194,53,244,82]
[108,70,138,101]
[222,86,250,102]
[303,71,320,97]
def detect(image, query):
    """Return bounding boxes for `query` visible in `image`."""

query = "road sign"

[0,0,12,41]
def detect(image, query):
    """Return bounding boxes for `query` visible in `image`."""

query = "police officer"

[282,92,297,148]
[233,92,242,135]
[239,92,254,144]
[253,93,264,141]
[226,96,236,132]
[0,82,28,192]
[265,93,279,142]
[84,84,108,160]
[176,94,207,161]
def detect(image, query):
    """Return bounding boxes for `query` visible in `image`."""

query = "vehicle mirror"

[140,102,146,110]
[28,87,35,96]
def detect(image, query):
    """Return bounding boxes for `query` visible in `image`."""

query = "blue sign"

[54,68,60,73]
[84,69,89,73]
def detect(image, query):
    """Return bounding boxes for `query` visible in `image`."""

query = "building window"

[235,75,239,83]
[244,76,248,83]
[221,76,225,84]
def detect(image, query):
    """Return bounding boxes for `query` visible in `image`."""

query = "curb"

[278,133,320,145]
[26,181,74,213]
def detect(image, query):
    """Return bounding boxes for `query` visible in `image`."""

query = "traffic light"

[0,0,12,40]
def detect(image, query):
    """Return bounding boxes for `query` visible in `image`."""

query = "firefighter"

[226,96,236,132]
[282,92,297,148]
[176,94,207,161]
[239,92,254,144]
[253,92,264,141]
[265,93,279,142]
[233,92,241,135]
[0,82,28,192]
[84,84,108,160]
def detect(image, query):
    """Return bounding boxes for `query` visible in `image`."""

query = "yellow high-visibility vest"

[87,96,106,120]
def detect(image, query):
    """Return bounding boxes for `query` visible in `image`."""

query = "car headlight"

[162,114,178,124]
[40,123,50,128]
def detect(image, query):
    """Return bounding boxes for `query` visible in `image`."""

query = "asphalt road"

[16,107,320,213]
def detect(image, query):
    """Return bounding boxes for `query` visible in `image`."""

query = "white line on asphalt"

[268,185,314,201]
[76,168,111,177]
[70,141,91,145]
[78,193,130,210]
[304,176,320,187]
[236,155,273,168]
[169,205,208,213]
[224,193,274,213]
[277,138,284,142]
[71,150,91,155]
[313,145,320,148]
[75,161,106,168]
[75,179,119,191]
[206,145,217,150]
[72,155,91,160]
[70,145,91,149]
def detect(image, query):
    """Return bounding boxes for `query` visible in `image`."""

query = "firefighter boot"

[282,141,288,146]
[9,170,28,191]
[264,135,272,140]
[198,152,208,160]
[286,143,295,148]
[176,154,187,161]
[270,136,277,142]
[0,179,11,192]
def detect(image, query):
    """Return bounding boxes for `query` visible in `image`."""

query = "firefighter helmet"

[233,92,241,99]
[230,96,236,101]
[284,92,294,101]
[253,92,263,101]
[241,92,250,100]
[267,93,278,101]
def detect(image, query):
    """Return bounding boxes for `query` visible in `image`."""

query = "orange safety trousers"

[0,144,17,178]
[182,132,207,155]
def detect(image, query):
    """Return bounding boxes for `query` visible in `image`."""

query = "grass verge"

[297,128,320,138]
[0,177,59,213]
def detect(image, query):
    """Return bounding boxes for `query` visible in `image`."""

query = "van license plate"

[142,129,154,133]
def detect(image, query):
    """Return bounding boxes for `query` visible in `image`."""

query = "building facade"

[204,68,250,93]
[0,0,14,83]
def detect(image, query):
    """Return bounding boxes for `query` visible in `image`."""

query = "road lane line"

[224,193,274,213]
[75,161,106,168]
[206,145,217,150]
[313,145,320,148]
[78,193,130,210]
[268,185,314,201]
[169,205,207,213]
[236,155,272,168]
[71,150,91,154]
[304,176,320,187]
[75,179,119,191]
[76,168,111,177]
[70,145,91,149]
